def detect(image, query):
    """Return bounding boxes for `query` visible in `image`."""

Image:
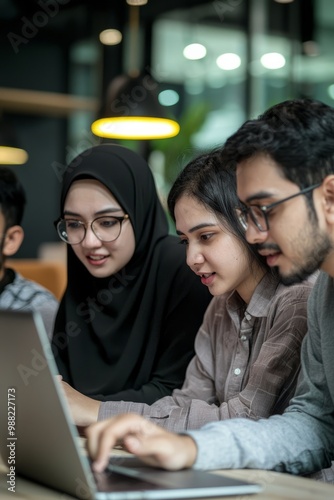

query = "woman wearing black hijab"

[52,144,211,425]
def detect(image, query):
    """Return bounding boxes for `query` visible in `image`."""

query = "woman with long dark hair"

[81,149,315,431]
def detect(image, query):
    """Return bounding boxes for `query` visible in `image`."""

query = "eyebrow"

[245,191,276,204]
[176,222,217,235]
[63,207,123,217]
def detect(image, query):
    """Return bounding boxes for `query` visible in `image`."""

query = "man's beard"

[279,228,332,286]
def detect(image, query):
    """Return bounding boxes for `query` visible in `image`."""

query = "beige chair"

[6,259,67,301]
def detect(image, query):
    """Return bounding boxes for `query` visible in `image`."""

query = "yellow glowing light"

[99,29,122,46]
[126,0,148,4]
[91,116,180,140]
[0,146,29,165]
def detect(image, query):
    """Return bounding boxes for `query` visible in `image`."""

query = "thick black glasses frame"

[239,183,321,232]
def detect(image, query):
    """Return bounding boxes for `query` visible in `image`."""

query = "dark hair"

[0,167,26,227]
[224,98,334,189]
[167,149,270,275]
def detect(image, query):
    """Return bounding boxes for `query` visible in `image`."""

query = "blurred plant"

[151,100,211,186]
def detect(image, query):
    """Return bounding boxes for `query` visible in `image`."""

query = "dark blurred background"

[0,0,332,257]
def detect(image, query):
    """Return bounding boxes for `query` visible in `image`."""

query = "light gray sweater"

[187,271,334,481]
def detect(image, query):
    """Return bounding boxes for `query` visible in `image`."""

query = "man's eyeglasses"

[54,215,129,244]
[236,183,321,232]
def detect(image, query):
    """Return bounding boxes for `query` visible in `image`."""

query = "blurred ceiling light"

[92,4,179,140]
[92,116,179,140]
[260,52,286,69]
[0,147,28,165]
[126,0,148,5]
[158,89,180,106]
[0,121,28,165]
[274,0,294,3]
[328,84,334,100]
[216,53,241,70]
[303,40,319,56]
[183,43,207,60]
[99,29,122,46]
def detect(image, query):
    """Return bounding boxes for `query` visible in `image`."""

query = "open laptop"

[0,310,262,499]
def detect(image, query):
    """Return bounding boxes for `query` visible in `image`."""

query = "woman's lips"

[200,273,216,286]
[87,255,108,266]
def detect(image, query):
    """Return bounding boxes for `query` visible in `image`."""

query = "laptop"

[0,310,262,499]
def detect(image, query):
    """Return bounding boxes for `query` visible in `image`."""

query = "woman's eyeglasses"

[54,215,129,244]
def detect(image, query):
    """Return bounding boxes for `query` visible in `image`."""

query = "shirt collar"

[227,272,280,319]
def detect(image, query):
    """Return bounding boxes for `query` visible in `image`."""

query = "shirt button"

[234,368,241,375]
[240,335,247,341]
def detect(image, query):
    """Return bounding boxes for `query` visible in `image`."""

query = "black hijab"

[52,144,211,403]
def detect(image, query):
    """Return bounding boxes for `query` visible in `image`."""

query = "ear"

[2,225,24,257]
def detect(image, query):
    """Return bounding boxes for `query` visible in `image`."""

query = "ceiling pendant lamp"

[91,3,180,140]
[0,121,28,165]
[0,146,28,165]
[126,0,148,5]
[91,73,180,140]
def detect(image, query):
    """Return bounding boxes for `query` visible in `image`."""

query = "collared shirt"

[98,272,316,431]
[0,269,58,339]
[187,271,334,483]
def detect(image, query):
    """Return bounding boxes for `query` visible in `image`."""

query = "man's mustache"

[254,243,281,253]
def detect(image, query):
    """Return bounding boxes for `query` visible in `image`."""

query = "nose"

[186,243,205,269]
[81,226,102,248]
[245,221,268,245]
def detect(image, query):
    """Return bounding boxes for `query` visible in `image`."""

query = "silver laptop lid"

[0,310,97,499]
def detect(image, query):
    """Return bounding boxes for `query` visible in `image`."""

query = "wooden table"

[1,447,333,499]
